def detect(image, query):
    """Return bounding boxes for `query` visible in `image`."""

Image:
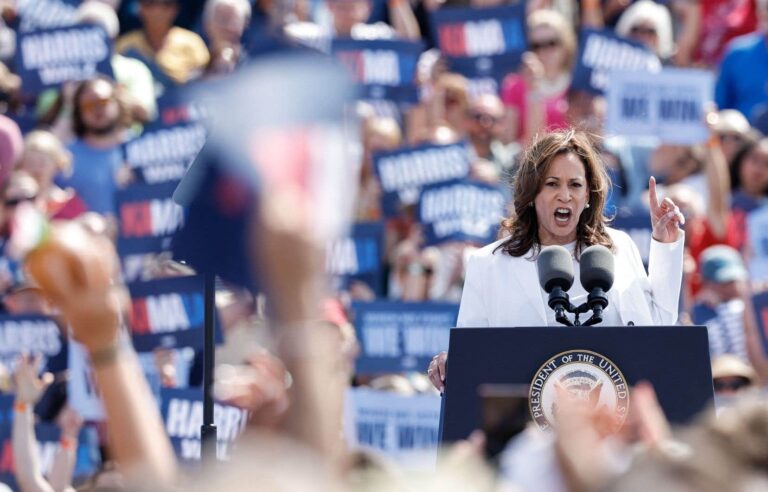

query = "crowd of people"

[0,0,767,490]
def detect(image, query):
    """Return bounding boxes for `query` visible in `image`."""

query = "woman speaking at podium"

[427,129,685,391]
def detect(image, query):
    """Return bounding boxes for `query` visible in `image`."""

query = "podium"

[439,326,715,444]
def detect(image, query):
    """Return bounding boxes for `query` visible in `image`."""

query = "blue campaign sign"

[430,5,526,85]
[418,179,506,246]
[0,315,65,375]
[124,121,207,184]
[160,387,249,464]
[611,210,652,266]
[327,222,386,296]
[344,388,441,471]
[116,181,185,258]
[350,301,458,373]
[156,88,210,127]
[128,275,216,352]
[752,292,768,356]
[15,23,113,95]
[605,68,713,145]
[332,39,423,104]
[16,0,80,32]
[571,28,661,95]
[374,141,472,217]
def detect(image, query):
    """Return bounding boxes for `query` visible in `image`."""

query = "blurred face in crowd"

[627,20,659,53]
[465,94,504,149]
[713,376,753,396]
[0,172,40,232]
[3,287,50,315]
[20,149,57,189]
[529,24,566,75]
[758,0,768,32]
[139,0,179,30]
[739,141,768,197]
[326,0,371,36]
[534,152,589,246]
[718,132,747,164]
[704,279,743,304]
[650,145,701,185]
[566,91,606,134]
[77,79,121,136]
[207,2,248,46]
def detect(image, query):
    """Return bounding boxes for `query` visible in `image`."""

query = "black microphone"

[537,245,574,326]
[579,245,614,326]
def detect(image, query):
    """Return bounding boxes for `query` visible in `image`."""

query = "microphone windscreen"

[537,245,574,293]
[580,245,614,292]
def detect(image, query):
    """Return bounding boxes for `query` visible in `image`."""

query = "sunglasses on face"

[713,377,751,392]
[468,111,500,126]
[79,97,112,113]
[529,38,561,52]
[4,195,36,208]
[719,133,745,143]
[630,25,657,37]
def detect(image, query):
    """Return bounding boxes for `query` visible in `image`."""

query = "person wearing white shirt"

[427,129,685,391]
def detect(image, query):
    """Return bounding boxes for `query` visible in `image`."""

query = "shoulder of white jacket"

[469,237,510,259]
[606,226,633,247]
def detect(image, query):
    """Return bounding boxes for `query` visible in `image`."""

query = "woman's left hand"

[649,176,684,243]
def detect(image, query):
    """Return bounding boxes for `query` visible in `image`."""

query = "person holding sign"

[428,130,685,391]
[500,9,575,144]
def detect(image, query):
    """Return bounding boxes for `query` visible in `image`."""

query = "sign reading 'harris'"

[16,23,113,94]
[571,28,660,95]
[418,180,506,246]
[373,141,472,216]
[125,122,207,184]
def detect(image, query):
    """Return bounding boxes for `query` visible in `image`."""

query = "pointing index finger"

[649,176,660,214]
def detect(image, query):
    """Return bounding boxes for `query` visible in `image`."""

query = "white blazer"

[456,227,684,328]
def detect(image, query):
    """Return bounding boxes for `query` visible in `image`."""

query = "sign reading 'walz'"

[373,141,472,217]
[332,39,423,103]
[124,122,207,184]
[606,68,713,144]
[15,23,113,94]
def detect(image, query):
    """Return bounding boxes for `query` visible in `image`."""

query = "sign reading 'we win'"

[606,68,714,145]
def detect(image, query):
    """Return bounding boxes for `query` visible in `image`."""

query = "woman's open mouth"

[554,207,572,224]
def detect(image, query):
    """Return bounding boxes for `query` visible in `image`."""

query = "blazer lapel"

[508,253,548,325]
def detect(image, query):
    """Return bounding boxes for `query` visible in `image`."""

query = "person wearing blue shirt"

[59,76,131,215]
[715,1,768,123]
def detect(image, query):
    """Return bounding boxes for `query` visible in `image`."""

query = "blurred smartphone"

[478,384,530,461]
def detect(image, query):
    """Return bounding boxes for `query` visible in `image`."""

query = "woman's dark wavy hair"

[494,129,614,258]
[730,136,768,195]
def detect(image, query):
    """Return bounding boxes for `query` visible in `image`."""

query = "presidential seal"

[529,350,630,431]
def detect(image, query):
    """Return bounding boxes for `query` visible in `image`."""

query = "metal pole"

[201,272,217,463]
